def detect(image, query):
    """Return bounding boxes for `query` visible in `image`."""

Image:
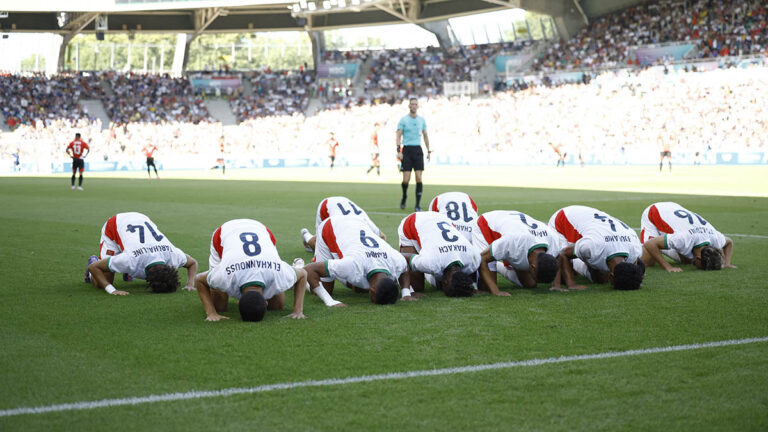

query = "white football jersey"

[398,212,481,276]
[315,216,406,290]
[428,192,479,243]
[640,202,726,259]
[315,196,381,237]
[548,206,641,273]
[474,210,563,270]
[102,212,188,279]
[206,219,296,300]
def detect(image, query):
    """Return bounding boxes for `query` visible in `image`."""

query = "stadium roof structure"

[0,0,637,34]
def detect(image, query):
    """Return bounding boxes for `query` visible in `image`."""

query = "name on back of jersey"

[438,244,468,253]
[365,251,388,259]
[132,245,172,258]
[604,235,634,243]
[226,259,282,275]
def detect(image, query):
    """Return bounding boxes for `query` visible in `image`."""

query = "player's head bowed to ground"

[398,211,483,298]
[195,219,307,322]
[548,206,644,291]
[473,210,562,294]
[640,202,735,272]
[302,216,413,306]
[85,212,198,296]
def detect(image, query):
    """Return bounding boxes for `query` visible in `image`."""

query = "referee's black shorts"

[401,146,424,172]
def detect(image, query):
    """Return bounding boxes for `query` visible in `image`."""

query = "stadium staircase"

[305,97,323,116]
[205,99,238,125]
[352,57,373,98]
[79,100,111,131]
[100,77,115,98]
[241,77,254,97]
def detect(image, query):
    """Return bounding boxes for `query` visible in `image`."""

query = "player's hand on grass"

[493,291,512,297]
[666,266,683,273]
[401,295,419,301]
[286,312,306,319]
[723,264,737,269]
[182,284,196,291]
[549,285,569,292]
[568,284,588,290]
[112,290,130,296]
[205,313,229,322]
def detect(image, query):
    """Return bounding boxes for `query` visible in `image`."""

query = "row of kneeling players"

[84,193,736,322]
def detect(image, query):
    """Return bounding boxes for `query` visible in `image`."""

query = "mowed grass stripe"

[2,336,766,419]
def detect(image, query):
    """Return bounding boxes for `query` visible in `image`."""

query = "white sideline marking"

[1,336,766,418]
[724,233,768,239]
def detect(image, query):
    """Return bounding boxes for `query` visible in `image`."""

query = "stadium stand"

[531,0,768,72]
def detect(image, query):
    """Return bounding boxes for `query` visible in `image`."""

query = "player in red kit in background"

[143,143,160,179]
[327,132,339,170]
[66,133,90,190]
[367,122,381,176]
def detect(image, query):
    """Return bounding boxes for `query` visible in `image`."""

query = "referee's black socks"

[416,182,423,206]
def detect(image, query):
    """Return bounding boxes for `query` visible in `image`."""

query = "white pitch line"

[724,233,768,239]
[1,336,766,419]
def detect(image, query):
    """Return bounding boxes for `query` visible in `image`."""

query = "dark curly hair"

[442,266,474,297]
[536,253,558,284]
[239,290,267,322]
[373,277,399,305]
[700,246,723,271]
[612,262,643,291]
[146,264,180,293]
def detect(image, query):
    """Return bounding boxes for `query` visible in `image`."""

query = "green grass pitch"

[1,166,767,431]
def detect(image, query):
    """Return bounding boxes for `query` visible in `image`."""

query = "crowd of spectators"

[103,72,214,124]
[532,0,768,72]
[0,72,103,131]
[228,68,315,122]
[4,60,765,173]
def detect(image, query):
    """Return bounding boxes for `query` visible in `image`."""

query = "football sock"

[401,183,408,203]
[78,175,83,186]
[416,182,423,207]
[71,174,76,186]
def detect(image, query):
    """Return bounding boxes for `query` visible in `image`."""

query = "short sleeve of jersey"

[107,253,133,276]
[206,264,239,298]
[410,254,442,276]
[396,117,406,131]
[574,238,595,264]
[666,233,704,260]
[490,235,527,269]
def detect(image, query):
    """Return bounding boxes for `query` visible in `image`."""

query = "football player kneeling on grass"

[302,215,414,306]
[473,210,562,294]
[86,212,198,295]
[548,206,644,291]
[639,201,735,272]
[195,219,307,322]
[398,211,482,297]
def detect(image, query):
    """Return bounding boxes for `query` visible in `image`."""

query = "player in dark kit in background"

[367,122,381,176]
[143,143,160,179]
[396,98,431,211]
[66,133,90,190]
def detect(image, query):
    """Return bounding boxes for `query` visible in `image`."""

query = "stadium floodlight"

[292,3,301,13]
[323,1,331,9]
[330,0,337,5]
[308,1,316,10]
[338,0,346,6]
[299,0,307,7]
